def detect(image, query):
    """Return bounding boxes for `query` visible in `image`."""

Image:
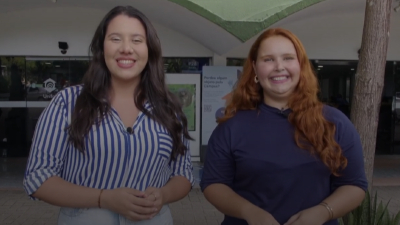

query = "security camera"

[58,41,68,54]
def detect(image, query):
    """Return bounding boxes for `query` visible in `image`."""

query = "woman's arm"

[33,176,156,221]
[200,123,280,225]
[160,176,192,204]
[24,91,155,221]
[284,185,365,225]
[32,176,102,208]
[204,183,272,220]
[321,185,365,219]
[153,136,195,204]
[285,108,368,225]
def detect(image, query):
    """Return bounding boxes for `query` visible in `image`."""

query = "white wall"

[0,7,214,57]
[224,12,400,61]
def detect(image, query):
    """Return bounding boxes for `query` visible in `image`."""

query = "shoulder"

[214,109,258,134]
[322,105,358,142]
[322,105,350,126]
[47,85,83,110]
[221,109,257,124]
[56,85,83,102]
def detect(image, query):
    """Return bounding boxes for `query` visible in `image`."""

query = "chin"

[112,73,140,81]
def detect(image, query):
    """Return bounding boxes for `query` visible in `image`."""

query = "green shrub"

[339,191,400,225]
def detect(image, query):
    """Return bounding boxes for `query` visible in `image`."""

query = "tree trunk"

[350,0,392,191]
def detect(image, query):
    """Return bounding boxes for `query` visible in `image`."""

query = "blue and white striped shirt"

[23,85,194,199]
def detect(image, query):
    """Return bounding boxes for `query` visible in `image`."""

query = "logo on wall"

[43,78,56,93]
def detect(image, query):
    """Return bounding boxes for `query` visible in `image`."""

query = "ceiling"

[0,0,399,56]
[169,0,326,41]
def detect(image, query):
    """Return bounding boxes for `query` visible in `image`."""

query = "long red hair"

[219,28,347,176]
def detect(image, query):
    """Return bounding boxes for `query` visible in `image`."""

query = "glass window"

[0,57,90,157]
[0,57,26,102]
[0,57,28,157]
[164,58,210,74]
[227,58,245,67]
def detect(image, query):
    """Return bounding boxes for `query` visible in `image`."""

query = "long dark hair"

[67,6,193,160]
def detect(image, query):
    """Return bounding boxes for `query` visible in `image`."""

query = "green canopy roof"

[169,0,326,42]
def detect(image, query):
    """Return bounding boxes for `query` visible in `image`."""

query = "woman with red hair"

[200,28,367,225]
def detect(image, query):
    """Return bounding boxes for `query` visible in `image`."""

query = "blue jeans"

[58,205,173,225]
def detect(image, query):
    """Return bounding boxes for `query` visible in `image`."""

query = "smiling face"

[103,15,148,83]
[253,35,301,106]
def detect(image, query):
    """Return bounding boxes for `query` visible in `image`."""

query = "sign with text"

[201,66,242,145]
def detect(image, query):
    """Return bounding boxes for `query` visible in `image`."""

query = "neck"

[110,77,140,102]
[263,96,289,110]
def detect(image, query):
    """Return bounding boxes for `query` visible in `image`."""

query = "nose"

[119,39,133,54]
[275,59,285,72]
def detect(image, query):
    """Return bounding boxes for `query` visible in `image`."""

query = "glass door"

[0,57,27,157]
[0,57,89,157]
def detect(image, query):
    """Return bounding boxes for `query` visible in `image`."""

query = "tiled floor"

[0,155,399,224]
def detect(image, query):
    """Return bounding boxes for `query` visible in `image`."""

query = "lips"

[116,58,136,68]
[271,76,288,81]
[269,75,290,84]
[270,75,289,80]
[118,59,135,64]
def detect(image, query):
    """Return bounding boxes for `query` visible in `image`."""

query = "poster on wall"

[167,84,196,131]
[165,73,201,160]
[201,66,242,145]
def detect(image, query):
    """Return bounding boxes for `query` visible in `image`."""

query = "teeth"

[118,60,134,64]
[272,76,288,81]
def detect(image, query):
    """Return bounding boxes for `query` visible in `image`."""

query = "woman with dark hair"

[200,28,367,225]
[23,6,193,225]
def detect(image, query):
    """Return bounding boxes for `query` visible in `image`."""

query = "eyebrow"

[259,53,296,57]
[106,33,145,38]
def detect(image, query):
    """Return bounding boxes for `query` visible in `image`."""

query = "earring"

[254,75,259,83]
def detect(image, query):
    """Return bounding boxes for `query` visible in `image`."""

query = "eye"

[111,37,121,42]
[133,39,143,43]
[284,56,294,60]
[263,58,273,62]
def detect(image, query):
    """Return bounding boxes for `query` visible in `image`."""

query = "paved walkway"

[0,155,399,225]
[0,186,399,225]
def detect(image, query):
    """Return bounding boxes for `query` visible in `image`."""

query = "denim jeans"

[58,205,173,225]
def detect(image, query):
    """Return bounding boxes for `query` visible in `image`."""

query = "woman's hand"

[143,187,165,217]
[284,205,330,225]
[100,188,158,221]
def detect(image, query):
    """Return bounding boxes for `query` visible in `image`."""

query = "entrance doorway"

[0,57,89,157]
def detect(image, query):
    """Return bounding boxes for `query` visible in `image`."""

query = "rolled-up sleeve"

[330,113,368,192]
[23,93,69,200]
[169,137,195,186]
[200,122,235,192]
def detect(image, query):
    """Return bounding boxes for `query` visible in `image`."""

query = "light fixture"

[318,65,323,68]
[351,68,354,71]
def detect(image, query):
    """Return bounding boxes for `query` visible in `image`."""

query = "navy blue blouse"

[200,103,367,225]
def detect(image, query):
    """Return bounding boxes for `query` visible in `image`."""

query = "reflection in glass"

[0,57,90,157]
[227,58,245,67]
[0,57,28,157]
[164,58,209,74]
